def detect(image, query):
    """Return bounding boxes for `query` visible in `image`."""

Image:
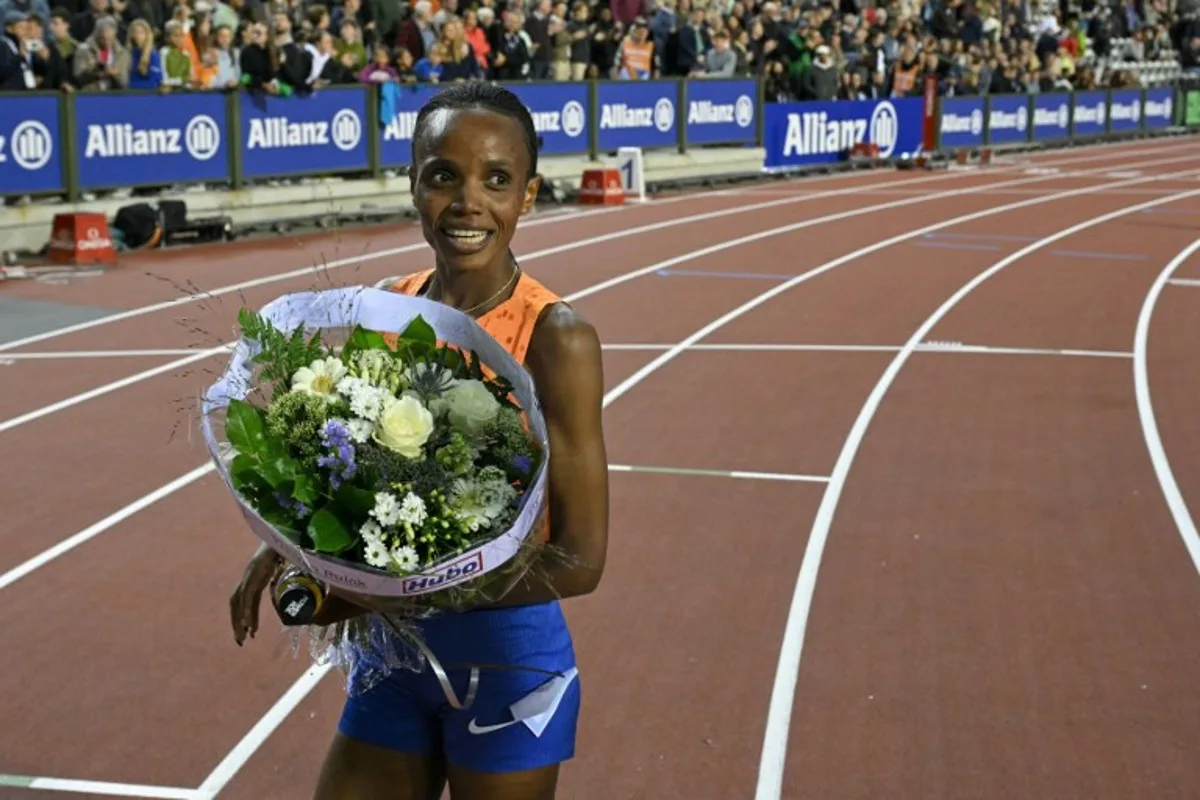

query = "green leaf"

[308,508,354,553]
[399,315,437,346]
[333,484,376,517]
[291,473,320,506]
[342,325,389,361]
[258,455,300,488]
[229,454,270,498]
[262,509,304,543]
[226,399,269,458]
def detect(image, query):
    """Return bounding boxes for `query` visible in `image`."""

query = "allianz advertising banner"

[377,82,589,168]
[240,88,369,178]
[684,79,757,145]
[938,96,985,149]
[74,92,228,190]
[986,93,1029,145]
[1072,91,1108,136]
[1031,92,1071,142]
[1143,87,1174,129]
[595,80,678,151]
[0,94,63,194]
[763,97,923,170]
[1109,89,1143,133]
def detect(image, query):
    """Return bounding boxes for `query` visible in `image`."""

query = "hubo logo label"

[941,108,984,137]
[1111,98,1141,123]
[601,97,675,132]
[1034,103,1070,129]
[248,108,362,151]
[401,552,483,594]
[1075,101,1107,125]
[990,105,1028,131]
[83,114,221,160]
[782,101,900,158]
[0,120,53,170]
[688,94,755,128]
[529,100,586,138]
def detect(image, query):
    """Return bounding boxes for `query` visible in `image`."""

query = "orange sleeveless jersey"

[384,269,562,540]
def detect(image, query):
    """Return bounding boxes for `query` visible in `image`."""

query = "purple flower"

[274,492,310,518]
[318,419,357,490]
[511,455,532,476]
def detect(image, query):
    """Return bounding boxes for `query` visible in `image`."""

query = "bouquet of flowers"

[200,286,553,690]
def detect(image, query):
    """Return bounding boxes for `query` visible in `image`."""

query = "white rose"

[441,379,501,438]
[373,394,435,459]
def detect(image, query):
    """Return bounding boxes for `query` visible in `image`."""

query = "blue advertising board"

[938,96,985,149]
[241,88,369,178]
[763,97,923,170]
[1109,89,1142,133]
[0,94,63,194]
[684,79,757,145]
[986,94,1029,145]
[75,92,228,190]
[596,81,678,151]
[1031,92,1071,142]
[1144,87,1174,129]
[508,82,589,155]
[378,84,444,168]
[1072,91,1108,136]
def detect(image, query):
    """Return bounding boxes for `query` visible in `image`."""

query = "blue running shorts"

[337,600,580,773]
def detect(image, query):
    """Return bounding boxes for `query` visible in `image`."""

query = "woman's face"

[411,108,539,274]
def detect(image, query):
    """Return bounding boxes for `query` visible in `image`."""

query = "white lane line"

[0,777,201,799]
[0,169,985,357]
[602,343,1134,358]
[2,138,1192,358]
[753,190,1200,800]
[606,464,832,483]
[193,664,329,800]
[0,465,215,590]
[1165,277,1200,287]
[195,152,1200,800]
[4,155,1172,437]
[1133,237,1200,578]
[0,349,217,360]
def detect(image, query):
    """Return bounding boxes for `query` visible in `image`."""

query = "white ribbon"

[200,287,550,598]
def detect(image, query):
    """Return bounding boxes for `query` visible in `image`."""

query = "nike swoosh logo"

[467,718,522,735]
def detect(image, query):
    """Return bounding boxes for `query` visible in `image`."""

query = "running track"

[3,135,1200,799]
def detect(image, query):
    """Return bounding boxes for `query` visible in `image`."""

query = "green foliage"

[435,432,474,477]
[265,391,337,465]
[308,508,353,553]
[236,308,329,398]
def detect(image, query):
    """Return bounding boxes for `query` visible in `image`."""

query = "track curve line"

[1133,236,1200,579]
[1,139,1194,356]
[752,187,1200,800]
[5,148,1200,438]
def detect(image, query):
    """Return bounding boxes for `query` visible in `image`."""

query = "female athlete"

[227,82,610,800]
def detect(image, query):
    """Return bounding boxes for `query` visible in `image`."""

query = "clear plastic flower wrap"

[200,286,562,697]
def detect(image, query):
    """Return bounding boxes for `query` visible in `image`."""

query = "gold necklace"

[458,262,520,317]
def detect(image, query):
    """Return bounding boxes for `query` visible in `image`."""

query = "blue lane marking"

[656,268,792,281]
[912,240,1003,252]
[1048,249,1149,262]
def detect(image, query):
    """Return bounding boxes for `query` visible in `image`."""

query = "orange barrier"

[48,213,117,266]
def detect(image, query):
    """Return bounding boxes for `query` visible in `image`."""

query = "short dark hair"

[412,82,540,179]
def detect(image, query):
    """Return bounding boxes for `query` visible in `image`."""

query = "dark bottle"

[272,565,326,626]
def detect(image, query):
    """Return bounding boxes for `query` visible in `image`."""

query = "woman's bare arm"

[485,302,609,607]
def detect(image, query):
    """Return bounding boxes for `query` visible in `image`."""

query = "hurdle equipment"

[47,212,117,266]
[578,167,625,205]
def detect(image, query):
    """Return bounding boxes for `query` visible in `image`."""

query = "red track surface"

[4,136,1200,800]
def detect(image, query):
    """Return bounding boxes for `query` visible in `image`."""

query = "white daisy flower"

[397,492,427,526]
[390,545,420,572]
[337,376,388,422]
[364,538,390,568]
[291,357,347,399]
[360,519,384,544]
[345,418,374,444]
[370,492,402,527]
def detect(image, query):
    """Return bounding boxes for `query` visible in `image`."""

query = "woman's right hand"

[229,544,282,646]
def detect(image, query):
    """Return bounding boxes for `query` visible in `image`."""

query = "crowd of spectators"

[0,0,1195,101]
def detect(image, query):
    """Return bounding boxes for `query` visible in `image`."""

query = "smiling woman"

[226,82,609,800]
